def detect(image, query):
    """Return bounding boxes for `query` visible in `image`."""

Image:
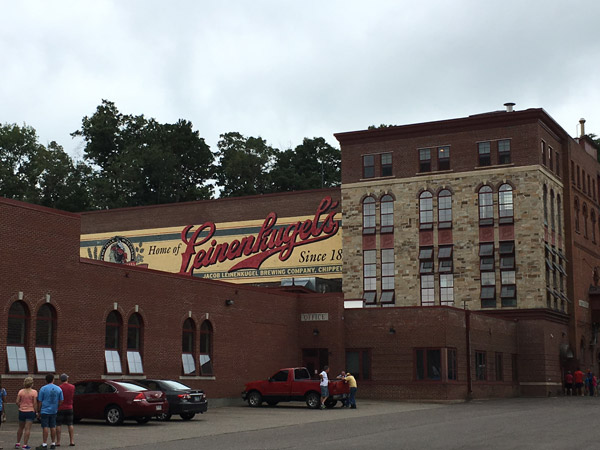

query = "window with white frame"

[200,321,214,375]
[363,249,377,304]
[380,195,394,234]
[419,191,433,230]
[182,318,196,375]
[35,304,56,373]
[105,311,122,374]
[127,313,144,374]
[498,184,514,224]
[421,275,435,306]
[478,186,493,225]
[362,196,376,234]
[7,301,29,373]
[381,248,395,304]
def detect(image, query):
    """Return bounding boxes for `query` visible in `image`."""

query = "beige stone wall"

[342,165,565,311]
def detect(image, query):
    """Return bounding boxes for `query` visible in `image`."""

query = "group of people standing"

[564,368,598,396]
[0,373,75,450]
[318,366,358,409]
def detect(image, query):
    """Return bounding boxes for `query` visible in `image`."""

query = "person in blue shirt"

[36,374,64,450]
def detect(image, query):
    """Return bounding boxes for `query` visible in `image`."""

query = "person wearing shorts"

[319,366,330,409]
[16,376,38,450]
[36,374,63,450]
[56,374,75,447]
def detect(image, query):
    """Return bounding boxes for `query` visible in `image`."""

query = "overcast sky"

[2,0,600,159]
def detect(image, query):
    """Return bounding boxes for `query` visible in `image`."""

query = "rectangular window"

[495,353,503,381]
[478,142,491,166]
[363,155,375,178]
[182,353,196,375]
[438,245,453,274]
[35,347,55,373]
[127,350,144,374]
[500,241,516,307]
[419,148,431,172]
[448,348,457,381]
[440,274,454,305]
[7,345,28,372]
[415,348,442,380]
[363,250,377,304]
[381,153,392,177]
[419,247,434,274]
[475,351,487,381]
[346,349,371,381]
[421,275,435,306]
[541,141,546,165]
[498,140,511,164]
[548,147,553,171]
[438,146,450,170]
[555,151,560,177]
[381,249,395,303]
[105,350,122,374]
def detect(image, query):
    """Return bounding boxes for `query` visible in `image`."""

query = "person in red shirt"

[56,374,75,447]
[574,368,585,396]
[564,371,574,396]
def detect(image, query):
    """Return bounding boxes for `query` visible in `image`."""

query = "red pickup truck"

[242,367,349,409]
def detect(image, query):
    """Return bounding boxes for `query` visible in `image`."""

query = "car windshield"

[115,382,148,392]
[160,380,191,390]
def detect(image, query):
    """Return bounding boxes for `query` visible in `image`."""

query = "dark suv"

[131,379,207,420]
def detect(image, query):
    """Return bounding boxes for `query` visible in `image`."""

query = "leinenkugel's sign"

[80,196,342,284]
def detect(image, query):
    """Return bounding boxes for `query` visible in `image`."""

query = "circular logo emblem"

[100,236,136,264]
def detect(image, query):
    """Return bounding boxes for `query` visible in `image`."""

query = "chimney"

[504,102,515,112]
[579,118,586,138]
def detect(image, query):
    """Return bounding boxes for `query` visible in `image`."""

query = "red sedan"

[73,380,168,425]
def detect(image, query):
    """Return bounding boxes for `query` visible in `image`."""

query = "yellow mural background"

[80,214,342,284]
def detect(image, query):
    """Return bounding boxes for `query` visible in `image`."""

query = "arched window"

[7,301,29,372]
[438,190,452,228]
[182,318,196,375]
[35,304,56,373]
[380,194,394,233]
[557,195,562,236]
[362,196,376,234]
[498,184,514,223]
[200,321,214,375]
[105,311,123,374]
[127,313,144,374]
[478,186,493,225]
[419,191,433,230]
[574,197,580,233]
[583,204,589,238]
[592,210,597,243]
[550,190,555,230]
[543,185,548,226]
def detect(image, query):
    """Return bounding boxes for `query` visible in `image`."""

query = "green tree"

[270,137,340,192]
[72,100,214,208]
[215,132,276,197]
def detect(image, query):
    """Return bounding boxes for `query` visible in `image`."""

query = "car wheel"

[135,416,151,424]
[266,400,278,406]
[105,405,124,425]
[305,392,320,409]
[325,398,337,409]
[247,391,262,407]
[156,412,172,421]
[180,412,195,421]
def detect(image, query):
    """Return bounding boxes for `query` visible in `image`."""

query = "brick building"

[1,105,598,405]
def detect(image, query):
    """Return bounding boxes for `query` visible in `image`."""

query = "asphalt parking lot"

[2,397,600,449]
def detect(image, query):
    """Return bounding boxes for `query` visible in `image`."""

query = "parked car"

[242,367,349,408]
[130,379,207,421]
[73,380,168,425]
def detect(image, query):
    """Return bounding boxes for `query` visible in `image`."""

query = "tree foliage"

[214,132,276,197]
[270,137,340,192]
[72,100,214,208]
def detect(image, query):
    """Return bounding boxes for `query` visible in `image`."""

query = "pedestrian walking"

[36,374,64,450]
[16,376,38,450]
[56,374,75,447]
[564,371,573,396]
[574,368,584,396]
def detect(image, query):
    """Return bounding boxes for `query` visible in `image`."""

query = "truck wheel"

[325,398,337,408]
[305,392,320,409]
[248,391,263,407]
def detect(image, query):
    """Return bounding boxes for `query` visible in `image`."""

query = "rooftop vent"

[504,102,516,112]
